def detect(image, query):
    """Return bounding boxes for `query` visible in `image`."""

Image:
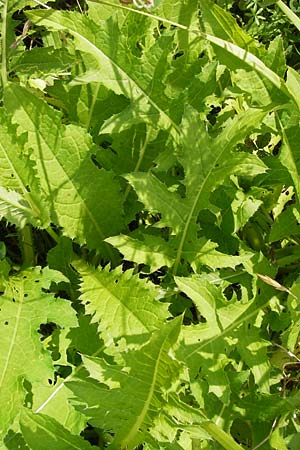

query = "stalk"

[1,0,8,87]
[19,225,36,268]
[201,421,244,450]
[46,226,60,244]
[277,0,300,32]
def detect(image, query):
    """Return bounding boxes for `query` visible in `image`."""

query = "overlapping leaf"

[127,107,268,273]
[27,9,182,138]
[68,317,183,450]
[5,83,124,249]
[277,112,300,201]
[175,269,275,399]
[106,234,175,272]
[11,47,76,89]
[107,234,253,273]
[20,409,93,450]
[0,116,49,227]
[2,0,300,448]
[198,0,292,106]
[0,267,77,439]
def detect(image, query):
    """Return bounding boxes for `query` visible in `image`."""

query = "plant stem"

[46,226,60,244]
[1,0,8,87]
[19,225,36,268]
[277,0,300,32]
[201,421,244,450]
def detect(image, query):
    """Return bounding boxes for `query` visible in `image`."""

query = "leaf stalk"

[1,0,8,87]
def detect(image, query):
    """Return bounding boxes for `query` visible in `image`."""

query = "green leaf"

[0,267,77,438]
[3,1,300,447]
[5,83,124,249]
[74,260,169,344]
[32,379,85,435]
[29,319,103,433]
[199,0,263,55]
[189,239,253,271]
[174,273,273,390]
[231,190,263,233]
[0,186,41,228]
[286,67,300,111]
[197,0,291,104]
[154,0,198,25]
[277,0,300,31]
[48,73,129,133]
[236,326,271,393]
[106,234,175,272]
[107,234,252,274]
[236,392,300,422]
[175,275,242,402]
[264,36,286,78]
[47,237,78,284]
[69,317,183,450]
[269,205,300,242]
[27,9,181,139]
[20,409,94,450]
[277,113,300,201]
[11,47,75,77]
[127,107,268,273]
[125,171,188,234]
[0,116,49,227]
[97,125,163,174]
[11,46,75,91]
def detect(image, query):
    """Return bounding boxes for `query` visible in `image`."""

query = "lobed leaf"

[0,267,77,438]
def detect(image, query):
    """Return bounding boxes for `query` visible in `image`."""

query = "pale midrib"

[0,283,24,388]
[119,333,168,449]
[1,0,8,87]
[173,142,225,275]
[35,341,109,414]
[70,29,181,137]
[185,296,271,360]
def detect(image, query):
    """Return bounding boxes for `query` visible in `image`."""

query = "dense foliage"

[1,0,300,448]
